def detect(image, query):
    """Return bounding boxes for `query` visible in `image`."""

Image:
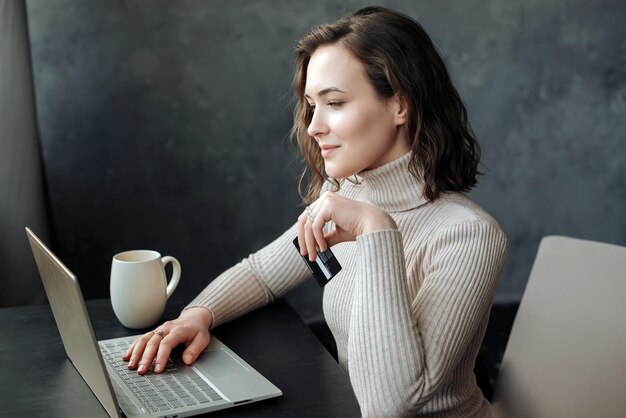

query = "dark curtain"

[0,0,51,306]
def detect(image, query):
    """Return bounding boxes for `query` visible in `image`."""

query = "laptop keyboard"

[100,340,224,413]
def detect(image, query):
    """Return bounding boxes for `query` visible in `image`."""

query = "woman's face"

[305,44,409,179]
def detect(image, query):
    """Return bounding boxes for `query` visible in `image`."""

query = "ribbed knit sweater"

[186,152,508,417]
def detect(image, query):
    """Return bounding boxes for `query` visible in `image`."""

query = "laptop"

[26,227,282,418]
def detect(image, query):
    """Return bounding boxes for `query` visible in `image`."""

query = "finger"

[311,203,329,252]
[324,226,355,247]
[299,202,319,256]
[304,217,318,261]
[297,212,308,256]
[127,331,154,369]
[137,333,164,375]
[182,332,211,365]
[324,229,342,248]
[122,339,136,361]
[152,333,181,373]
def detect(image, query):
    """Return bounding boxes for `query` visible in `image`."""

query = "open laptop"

[26,227,282,418]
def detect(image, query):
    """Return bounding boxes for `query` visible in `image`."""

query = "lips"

[320,144,340,158]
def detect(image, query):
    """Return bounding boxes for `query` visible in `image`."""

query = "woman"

[124,6,508,417]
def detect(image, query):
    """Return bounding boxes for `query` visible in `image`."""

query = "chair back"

[492,236,626,418]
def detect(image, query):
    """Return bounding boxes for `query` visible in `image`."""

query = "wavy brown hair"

[291,6,481,204]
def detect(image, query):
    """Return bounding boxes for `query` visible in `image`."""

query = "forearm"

[185,223,311,328]
[348,230,427,417]
[184,259,274,328]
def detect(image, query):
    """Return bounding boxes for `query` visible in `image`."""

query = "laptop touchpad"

[200,348,249,378]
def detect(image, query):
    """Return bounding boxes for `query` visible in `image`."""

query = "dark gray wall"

[21,0,626,317]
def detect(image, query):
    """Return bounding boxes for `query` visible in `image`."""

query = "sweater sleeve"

[185,222,311,328]
[348,222,507,417]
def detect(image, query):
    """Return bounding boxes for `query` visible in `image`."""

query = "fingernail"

[185,354,193,364]
[128,358,135,368]
[154,363,162,373]
[138,364,145,373]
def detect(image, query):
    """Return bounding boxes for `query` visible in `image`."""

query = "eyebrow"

[304,87,347,99]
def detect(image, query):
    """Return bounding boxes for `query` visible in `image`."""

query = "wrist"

[362,211,397,235]
[181,306,214,329]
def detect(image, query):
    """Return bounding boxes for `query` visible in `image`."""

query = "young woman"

[124,6,508,417]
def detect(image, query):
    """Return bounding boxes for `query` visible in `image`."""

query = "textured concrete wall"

[24,1,626,317]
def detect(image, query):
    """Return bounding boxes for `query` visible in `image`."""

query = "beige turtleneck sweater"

[186,152,508,417]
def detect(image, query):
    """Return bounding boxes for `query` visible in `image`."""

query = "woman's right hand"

[297,191,397,261]
[122,307,213,375]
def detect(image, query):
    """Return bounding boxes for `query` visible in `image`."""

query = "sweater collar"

[348,152,429,213]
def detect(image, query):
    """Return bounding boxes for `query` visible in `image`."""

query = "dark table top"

[0,295,360,417]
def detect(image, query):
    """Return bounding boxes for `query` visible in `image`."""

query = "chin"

[324,161,359,179]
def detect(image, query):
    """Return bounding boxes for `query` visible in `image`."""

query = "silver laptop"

[26,227,282,418]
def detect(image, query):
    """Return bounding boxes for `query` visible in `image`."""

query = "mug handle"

[161,256,181,299]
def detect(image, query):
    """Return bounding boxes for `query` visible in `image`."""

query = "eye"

[328,101,344,108]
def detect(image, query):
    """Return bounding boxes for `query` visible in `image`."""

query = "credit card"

[293,237,342,287]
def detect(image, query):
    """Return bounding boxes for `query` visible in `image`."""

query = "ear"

[390,94,408,126]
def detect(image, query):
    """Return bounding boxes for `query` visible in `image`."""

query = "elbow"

[360,401,414,418]
[358,381,429,418]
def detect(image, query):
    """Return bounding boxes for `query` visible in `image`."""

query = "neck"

[353,152,428,213]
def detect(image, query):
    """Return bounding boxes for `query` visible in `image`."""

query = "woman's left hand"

[297,191,397,261]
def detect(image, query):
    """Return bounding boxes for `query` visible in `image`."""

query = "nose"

[307,107,328,139]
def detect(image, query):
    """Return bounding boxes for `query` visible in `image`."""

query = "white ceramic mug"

[110,250,181,329]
